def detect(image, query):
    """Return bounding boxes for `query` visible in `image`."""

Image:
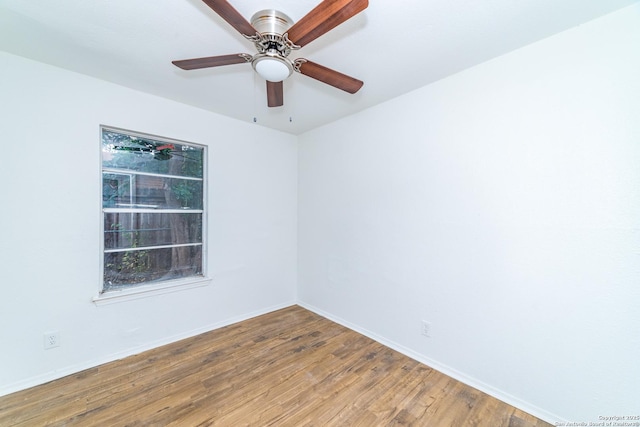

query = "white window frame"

[94,126,210,305]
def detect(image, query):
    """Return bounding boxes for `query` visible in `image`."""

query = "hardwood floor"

[0,306,551,426]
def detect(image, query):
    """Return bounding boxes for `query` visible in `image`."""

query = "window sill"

[92,277,211,306]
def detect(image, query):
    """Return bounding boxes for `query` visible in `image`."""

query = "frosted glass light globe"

[254,57,292,82]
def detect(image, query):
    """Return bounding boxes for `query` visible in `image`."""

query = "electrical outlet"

[44,332,60,349]
[421,321,431,338]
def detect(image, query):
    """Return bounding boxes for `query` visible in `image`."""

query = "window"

[101,127,206,294]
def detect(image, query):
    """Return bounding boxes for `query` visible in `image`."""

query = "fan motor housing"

[248,9,297,81]
[248,10,297,58]
[250,9,293,36]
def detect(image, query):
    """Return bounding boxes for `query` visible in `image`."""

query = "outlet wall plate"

[421,320,431,337]
[43,332,60,349]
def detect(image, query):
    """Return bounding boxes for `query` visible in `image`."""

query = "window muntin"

[101,127,205,293]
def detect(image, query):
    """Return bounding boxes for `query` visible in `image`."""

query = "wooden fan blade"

[266,81,284,107]
[201,0,257,36]
[172,54,250,70]
[287,0,368,47]
[297,60,363,94]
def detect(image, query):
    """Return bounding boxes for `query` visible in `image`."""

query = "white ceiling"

[1,0,638,134]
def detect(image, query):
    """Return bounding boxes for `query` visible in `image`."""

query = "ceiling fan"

[172,0,368,107]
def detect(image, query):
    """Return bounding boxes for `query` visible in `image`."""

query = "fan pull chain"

[252,68,259,124]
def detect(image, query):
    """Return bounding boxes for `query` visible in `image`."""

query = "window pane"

[104,245,203,290]
[104,212,202,250]
[102,173,203,209]
[103,173,132,207]
[102,130,203,178]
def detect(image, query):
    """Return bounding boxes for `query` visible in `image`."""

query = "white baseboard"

[0,301,296,398]
[297,301,564,425]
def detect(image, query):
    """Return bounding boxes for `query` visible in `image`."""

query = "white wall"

[298,4,640,423]
[0,52,298,395]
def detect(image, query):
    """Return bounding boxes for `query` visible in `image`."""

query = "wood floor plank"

[0,306,551,426]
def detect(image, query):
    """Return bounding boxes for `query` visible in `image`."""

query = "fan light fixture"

[252,54,293,82]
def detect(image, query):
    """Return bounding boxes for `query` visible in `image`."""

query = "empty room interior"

[1,0,639,425]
